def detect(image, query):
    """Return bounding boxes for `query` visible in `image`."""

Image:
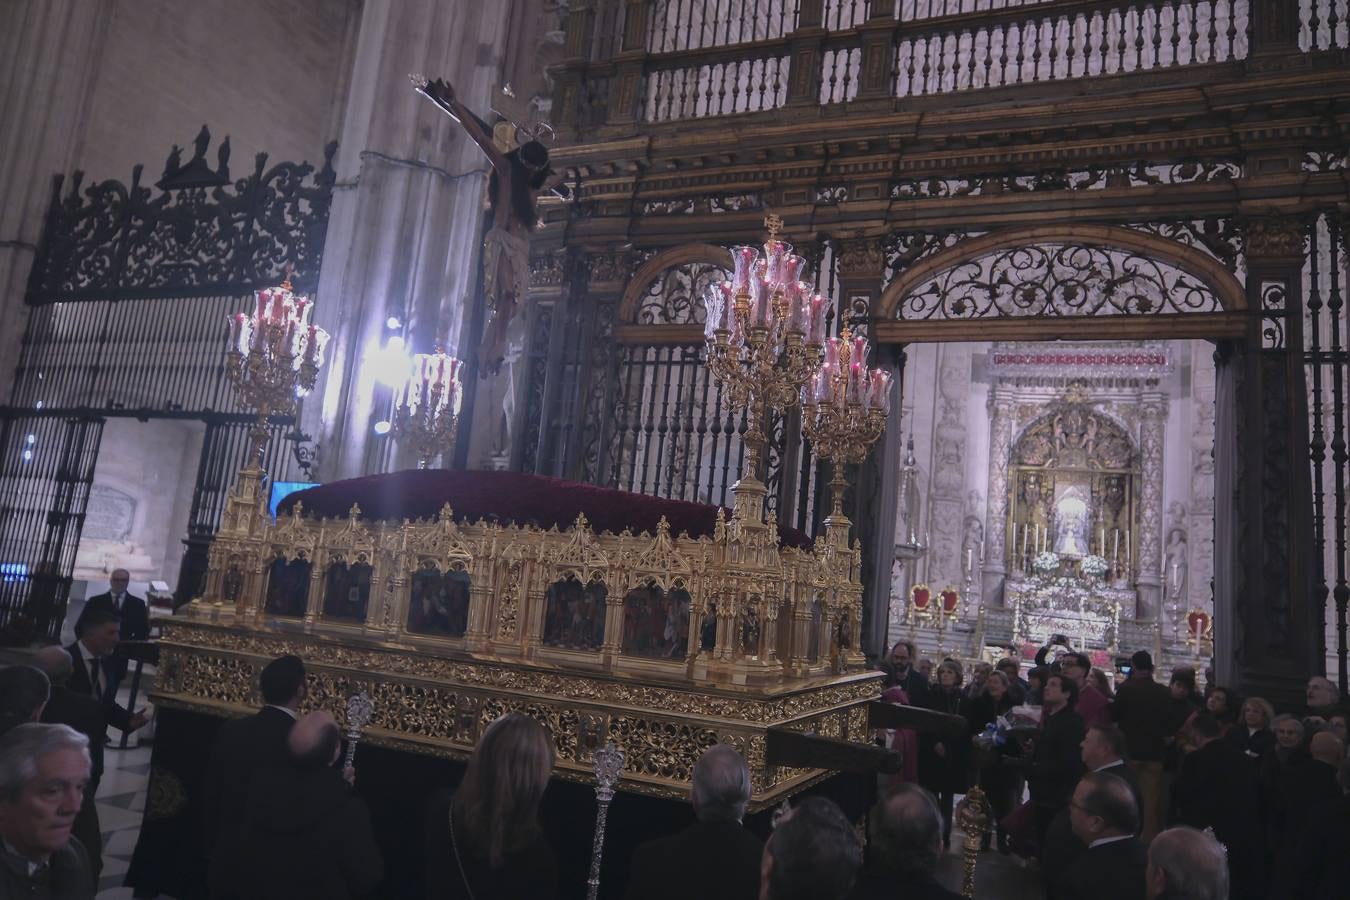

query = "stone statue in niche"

[961,516,983,581]
[1164,530,1188,600]
[1052,487,1091,558]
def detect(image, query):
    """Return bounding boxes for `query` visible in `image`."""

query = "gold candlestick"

[392,349,464,468]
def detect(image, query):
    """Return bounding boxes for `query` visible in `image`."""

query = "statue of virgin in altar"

[1053,491,1090,558]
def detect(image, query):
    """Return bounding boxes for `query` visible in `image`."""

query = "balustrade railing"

[1301,0,1350,51]
[563,0,1346,129]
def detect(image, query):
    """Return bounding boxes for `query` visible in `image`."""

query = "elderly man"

[760,796,860,900]
[204,654,307,900]
[237,711,382,900]
[850,783,960,900]
[0,722,95,898]
[32,647,107,881]
[1146,826,1229,900]
[0,665,50,735]
[1057,772,1147,900]
[625,744,762,900]
[1306,676,1340,719]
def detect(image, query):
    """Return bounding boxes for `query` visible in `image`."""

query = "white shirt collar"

[1093,759,1125,773]
[264,704,298,719]
[1089,834,1134,849]
[2,838,46,875]
[76,640,100,664]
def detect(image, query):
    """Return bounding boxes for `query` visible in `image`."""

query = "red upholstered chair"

[909,584,932,624]
[938,587,960,620]
[1185,609,1213,645]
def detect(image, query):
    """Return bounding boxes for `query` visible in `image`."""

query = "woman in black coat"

[921,660,971,849]
[426,713,560,900]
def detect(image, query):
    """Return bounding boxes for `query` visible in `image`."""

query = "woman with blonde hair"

[1226,696,1276,760]
[427,712,559,900]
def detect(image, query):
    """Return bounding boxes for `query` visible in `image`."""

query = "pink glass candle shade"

[730,246,758,294]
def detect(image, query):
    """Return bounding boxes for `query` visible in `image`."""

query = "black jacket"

[1226,724,1277,760]
[425,795,558,900]
[0,834,94,900]
[1111,676,1172,762]
[80,592,150,642]
[1293,793,1350,900]
[40,685,106,790]
[237,764,382,900]
[849,868,962,900]
[885,666,929,707]
[1174,738,1266,898]
[1055,836,1147,900]
[64,642,134,733]
[624,820,762,900]
[203,706,296,897]
[1041,761,1143,899]
[1031,707,1085,809]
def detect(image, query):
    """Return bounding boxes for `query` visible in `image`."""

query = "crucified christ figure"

[413,76,567,374]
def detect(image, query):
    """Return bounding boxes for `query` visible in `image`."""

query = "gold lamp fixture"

[703,215,828,513]
[392,349,464,468]
[800,326,891,525]
[225,266,329,468]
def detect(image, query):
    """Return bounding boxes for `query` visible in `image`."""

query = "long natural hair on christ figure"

[452,712,556,867]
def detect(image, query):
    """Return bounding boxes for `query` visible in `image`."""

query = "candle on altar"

[1112,530,1120,565]
[1099,527,1105,556]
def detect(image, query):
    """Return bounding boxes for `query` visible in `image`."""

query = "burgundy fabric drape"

[278,469,813,549]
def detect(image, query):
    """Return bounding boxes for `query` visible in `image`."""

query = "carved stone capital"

[1245,216,1305,262]
[835,235,887,278]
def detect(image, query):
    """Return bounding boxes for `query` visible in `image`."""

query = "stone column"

[0,0,115,397]
[306,0,549,480]
[982,390,1015,608]
[1136,393,1168,621]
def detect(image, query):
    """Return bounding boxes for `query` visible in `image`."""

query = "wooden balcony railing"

[553,0,1346,132]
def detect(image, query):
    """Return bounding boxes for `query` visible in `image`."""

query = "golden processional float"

[154,222,987,885]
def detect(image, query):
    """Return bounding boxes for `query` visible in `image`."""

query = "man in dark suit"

[1057,772,1147,900]
[0,664,49,734]
[66,607,148,737]
[625,744,762,900]
[850,783,962,900]
[761,797,861,900]
[1042,723,1143,898]
[1112,650,1172,840]
[35,645,110,879]
[1147,826,1230,900]
[203,654,307,900]
[78,569,151,686]
[236,711,382,900]
[1173,713,1266,899]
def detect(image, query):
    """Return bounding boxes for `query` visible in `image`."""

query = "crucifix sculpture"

[413,76,568,375]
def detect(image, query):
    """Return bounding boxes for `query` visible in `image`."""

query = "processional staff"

[586,742,625,900]
[344,690,374,770]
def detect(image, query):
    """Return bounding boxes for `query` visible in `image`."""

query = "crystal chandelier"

[703,215,827,498]
[392,350,464,468]
[801,326,891,521]
[225,269,329,467]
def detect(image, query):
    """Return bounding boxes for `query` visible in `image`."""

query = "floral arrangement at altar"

[1010,550,1124,651]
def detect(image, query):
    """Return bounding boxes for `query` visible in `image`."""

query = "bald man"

[1306,676,1340,718]
[34,645,108,878]
[851,783,961,900]
[1146,826,1229,900]
[1058,772,1147,900]
[237,712,382,900]
[625,744,763,900]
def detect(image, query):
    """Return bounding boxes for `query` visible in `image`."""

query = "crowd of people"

[0,621,1343,898]
[880,636,1349,900]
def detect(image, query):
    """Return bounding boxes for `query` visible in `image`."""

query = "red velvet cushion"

[277,469,814,549]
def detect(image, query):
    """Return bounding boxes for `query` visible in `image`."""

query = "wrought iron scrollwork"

[26,127,338,302]
[635,261,728,325]
[896,242,1222,321]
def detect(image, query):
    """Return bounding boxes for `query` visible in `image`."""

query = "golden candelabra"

[800,327,891,521]
[392,349,464,468]
[225,269,329,467]
[704,215,827,500]
[957,785,992,898]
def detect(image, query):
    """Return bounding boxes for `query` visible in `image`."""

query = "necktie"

[88,658,102,699]
[113,593,122,612]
